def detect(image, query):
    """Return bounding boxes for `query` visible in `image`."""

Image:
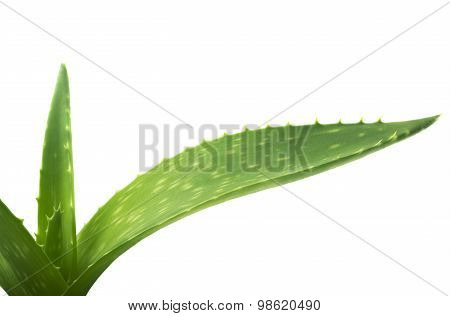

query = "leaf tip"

[417,114,440,130]
[431,114,441,122]
[59,63,68,74]
[58,64,68,81]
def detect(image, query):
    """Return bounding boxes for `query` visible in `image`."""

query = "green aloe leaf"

[0,200,67,295]
[36,65,77,281]
[66,115,438,295]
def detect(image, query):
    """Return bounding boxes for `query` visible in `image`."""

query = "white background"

[0,0,449,314]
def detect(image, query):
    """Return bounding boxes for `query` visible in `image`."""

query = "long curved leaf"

[67,116,438,295]
[0,199,67,295]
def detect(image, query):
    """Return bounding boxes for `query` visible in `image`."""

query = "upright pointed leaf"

[36,65,76,281]
[67,116,437,295]
[0,200,67,295]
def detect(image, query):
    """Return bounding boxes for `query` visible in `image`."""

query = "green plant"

[0,65,439,296]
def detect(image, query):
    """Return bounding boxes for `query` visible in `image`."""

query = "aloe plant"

[0,65,438,296]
